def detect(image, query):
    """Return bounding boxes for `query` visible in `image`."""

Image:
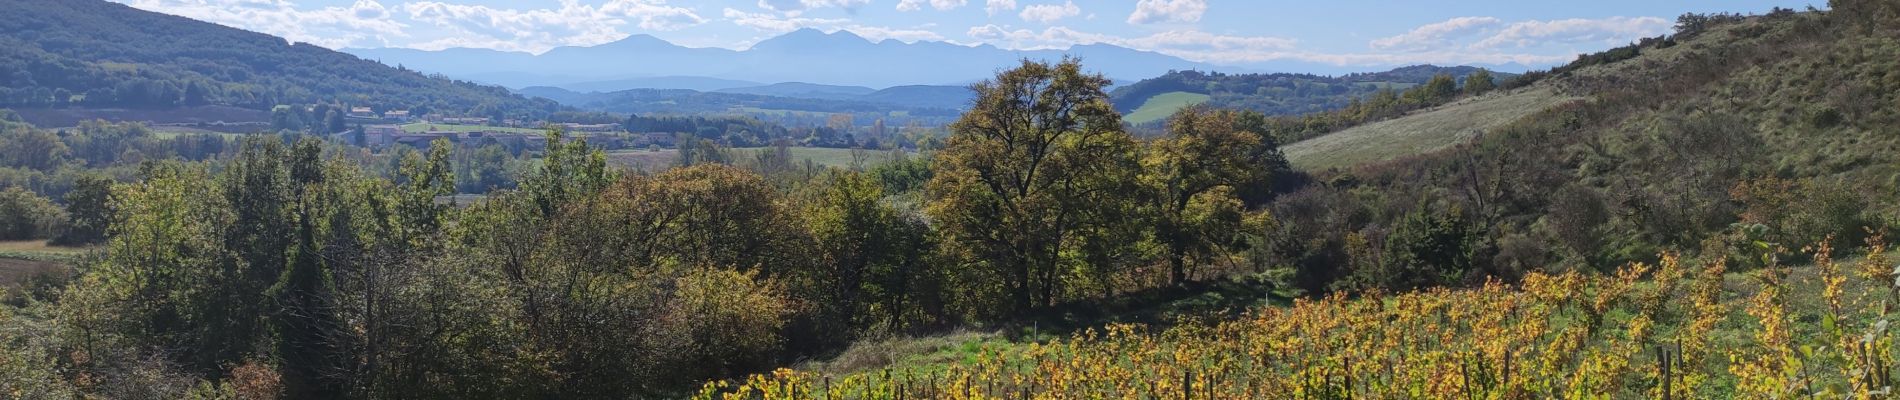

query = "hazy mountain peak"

[603,34,674,48]
[754,28,872,50]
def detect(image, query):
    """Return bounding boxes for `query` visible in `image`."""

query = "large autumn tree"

[1142,106,1280,285]
[926,58,1139,315]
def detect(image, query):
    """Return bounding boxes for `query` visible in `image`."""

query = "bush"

[0,187,66,240]
[652,268,790,384]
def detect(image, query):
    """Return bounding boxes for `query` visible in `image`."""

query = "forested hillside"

[0,0,559,118]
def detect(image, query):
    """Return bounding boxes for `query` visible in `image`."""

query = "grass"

[1281,87,1577,170]
[1123,92,1211,124]
[796,330,1000,376]
[0,240,88,288]
[399,123,543,134]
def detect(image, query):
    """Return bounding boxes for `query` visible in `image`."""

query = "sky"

[114,0,1813,68]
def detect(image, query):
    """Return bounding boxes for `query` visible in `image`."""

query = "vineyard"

[698,241,1900,399]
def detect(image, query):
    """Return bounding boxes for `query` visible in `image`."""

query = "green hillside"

[1109,65,1509,122]
[1122,91,1210,124]
[1282,87,1574,169]
[0,0,559,117]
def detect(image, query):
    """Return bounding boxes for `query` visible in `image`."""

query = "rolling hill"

[716,83,877,100]
[1280,87,1575,169]
[0,0,560,121]
[1109,66,1511,123]
[1123,92,1212,124]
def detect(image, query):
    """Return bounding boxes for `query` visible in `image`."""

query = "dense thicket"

[1256,8,1900,296]
[0,0,560,118]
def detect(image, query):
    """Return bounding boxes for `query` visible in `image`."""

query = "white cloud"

[1127,0,1205,24]
[725,8,850,32]
[1473,16,1671,49]
[964,23,1590,67]
[896,0,968,12]
[401,0,704,53]
[119,0,408,49]
[759,0,871,14]
[1019,1,1079,24]
[1369,16,1501,51]
[726,8,944,43]
[984,0,1017,16]
[966,24,1295,63]
[843,26,947,42]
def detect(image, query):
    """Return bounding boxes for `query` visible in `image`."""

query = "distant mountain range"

[346,29,1224,91]
[521,84,975,116]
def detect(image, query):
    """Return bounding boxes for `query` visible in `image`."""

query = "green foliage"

[803,171,936,334]
[0,186,65,240]
[1142,106,1280,285]
[1380,205,1478,290]
[1464,69,1497,95]
[928,58,1140,315]
[519,128,611,217]
[653,268,791,381]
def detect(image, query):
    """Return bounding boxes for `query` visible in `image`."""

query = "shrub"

[653,268,791,384]
[0,186,66,240]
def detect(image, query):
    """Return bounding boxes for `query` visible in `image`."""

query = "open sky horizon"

[114,0,1814,69]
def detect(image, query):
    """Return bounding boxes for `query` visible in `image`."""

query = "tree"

[0,186,66,240]
[0,127,70,171]
[267,139,345,399]
[1143,106,1274,285]
[1414,73,1458,103]
[805,171,933,334]
[325,109,346,134]
[926,58,1140,314]
[520,128,610,217]
[52,174,114,246]
[1379,204,1478,290]
[1464,69,1496,96]
[677,136,730,167]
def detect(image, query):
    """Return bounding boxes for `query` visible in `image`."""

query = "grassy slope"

[1282,87,1575,170]
[1123,92,1210,124]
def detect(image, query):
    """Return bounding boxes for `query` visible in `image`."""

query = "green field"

[148,126,248,139]
[1123,91,1211,124]
[400,123,543,134]
[0,240,90,288]
[607,147,909,172]
[730,107,831,118]
[1282,88,1576,170]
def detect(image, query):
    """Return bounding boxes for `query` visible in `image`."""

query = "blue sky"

[116,0,1812,68]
